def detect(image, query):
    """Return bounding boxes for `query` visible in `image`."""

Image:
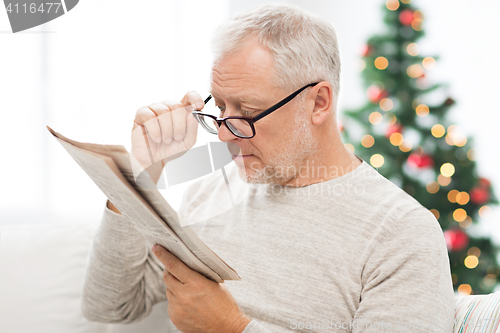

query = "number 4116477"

[6,2,62,14]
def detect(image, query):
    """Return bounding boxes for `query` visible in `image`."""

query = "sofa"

[0,222,497,333]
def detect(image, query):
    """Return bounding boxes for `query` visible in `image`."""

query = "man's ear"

[311,83,334,126]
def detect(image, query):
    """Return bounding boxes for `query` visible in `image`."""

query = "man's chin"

[236,166,273,184]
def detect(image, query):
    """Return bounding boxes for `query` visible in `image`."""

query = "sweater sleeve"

[81,201,168,323]
[353,207,455,333]
[242,320,272,333]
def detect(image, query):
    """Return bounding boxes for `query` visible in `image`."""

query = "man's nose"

[218,122,239,142]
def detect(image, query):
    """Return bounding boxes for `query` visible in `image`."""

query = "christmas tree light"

[341,0,499,295]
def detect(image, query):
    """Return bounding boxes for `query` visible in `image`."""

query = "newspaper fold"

[47,126,240,283]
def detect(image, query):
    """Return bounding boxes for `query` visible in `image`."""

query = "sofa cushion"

[454,291,500,332]
[0,222,170,333]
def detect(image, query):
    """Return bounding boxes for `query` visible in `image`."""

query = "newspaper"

[46,126,240,283]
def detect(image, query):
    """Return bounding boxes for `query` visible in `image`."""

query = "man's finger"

[166,288,175,301]
[163,270,182,296]
[149,103,173,144]
[170,103,188,141]
[153,244,199,283]
[158,102,174,144]
[135,106,162,144]
[184,112,199,147]
[181,91,204,110]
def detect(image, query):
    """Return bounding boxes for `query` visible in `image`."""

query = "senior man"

[82,3,455,333]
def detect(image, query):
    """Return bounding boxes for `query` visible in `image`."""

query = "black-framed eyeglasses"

[192,82,320,139]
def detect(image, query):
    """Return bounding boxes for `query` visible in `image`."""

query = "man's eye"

[241,110,255,116]
[216,105,254,117]
[217,106,225,116]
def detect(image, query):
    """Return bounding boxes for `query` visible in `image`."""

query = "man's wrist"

[231,314,252,333]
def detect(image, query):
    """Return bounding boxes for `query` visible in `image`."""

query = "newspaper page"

[47,126,240,282]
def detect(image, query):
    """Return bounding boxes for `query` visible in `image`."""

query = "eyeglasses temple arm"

[192,95,213,114]
[252,82,319,121]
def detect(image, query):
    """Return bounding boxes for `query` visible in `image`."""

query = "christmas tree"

[341,0,499,295]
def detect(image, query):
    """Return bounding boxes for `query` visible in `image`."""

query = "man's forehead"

[209,85,266,105]
[209,90,257,103]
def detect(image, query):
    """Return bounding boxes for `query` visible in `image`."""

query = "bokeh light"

[369,112,383,124]
[460,217,473,229]
[345,143,355,153]
[441,163,455,177]
[445,134,455,146]
[423,57,436,69]
[379,98,394,111]
[399,140,412,152]
[445,125,468,146]
[357,59,366,71]
[413,10,424,20]
[361,135,375,148]
[448,124,459,134]
[464,255,479,269]
[407,64,424,78]
[457,284,472,295]
[455,135,467,147]
[426,181,440,194]
[468,247,481,258]
[483,275,496,287]
[467,148,475,161]
[416,77,429,90]
[407,43,420,56]
[390,132,404,146]
[448,189,459,203]
[456,192,470,205]
[479,206,492,218]
[412,18,423,31]
[430,209,440,220]
[415,104,429,117]
[453,208,467,222]
[438,175,451,186]
[431,124,445,138]
[375,56,389,70]
[370,154,385,167]
[386,0,400,11]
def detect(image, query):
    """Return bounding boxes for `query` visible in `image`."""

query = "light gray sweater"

[81,158,456,332]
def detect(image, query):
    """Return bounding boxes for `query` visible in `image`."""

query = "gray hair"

[211,3,341,102]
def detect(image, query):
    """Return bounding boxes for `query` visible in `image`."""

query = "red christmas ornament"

[399,9,414,26]
[444,229,469,252]
[361,44,374,57]
[479,177,491,188]
[385,123,403,138]
[470,187,490,205]
[407,153,434,169]
[367,85,388,103]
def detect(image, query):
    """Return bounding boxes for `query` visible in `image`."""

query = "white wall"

[1,0,499,235]
[0,0,228,225]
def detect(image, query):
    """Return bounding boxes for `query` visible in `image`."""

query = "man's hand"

[152,244,252,333]
[131,92,204,182]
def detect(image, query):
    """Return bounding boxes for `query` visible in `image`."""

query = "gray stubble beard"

[237,104,318,185]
